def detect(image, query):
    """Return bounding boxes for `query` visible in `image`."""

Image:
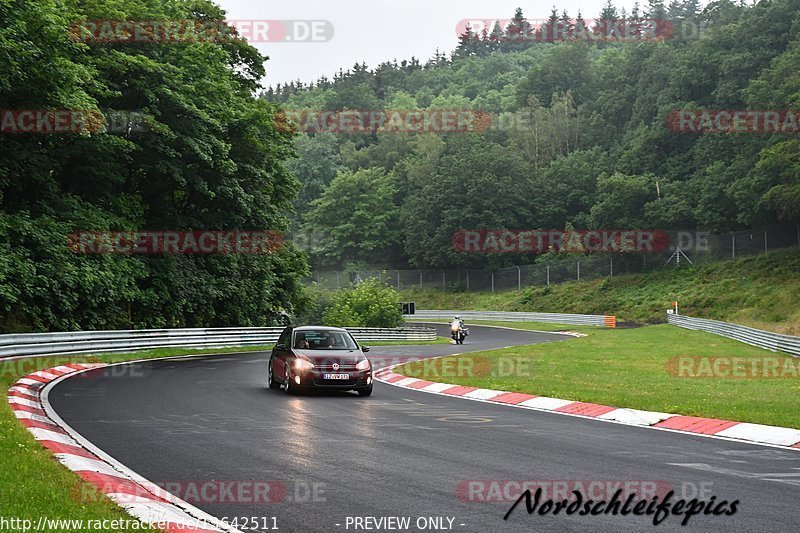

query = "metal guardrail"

[668,314,800,357]
[405,310,616,328]
[0,327,437,359]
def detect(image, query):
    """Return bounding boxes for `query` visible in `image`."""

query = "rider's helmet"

[454,315,461,320]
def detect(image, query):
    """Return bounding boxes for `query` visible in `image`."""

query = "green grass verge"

[0,336,442,529]
[401,249,800,334]
[395,324,800,429]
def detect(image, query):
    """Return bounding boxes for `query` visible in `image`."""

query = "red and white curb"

[8,362,243,533]
[375,361,800,450]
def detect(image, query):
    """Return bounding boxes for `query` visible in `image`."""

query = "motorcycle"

[450,319,468,344]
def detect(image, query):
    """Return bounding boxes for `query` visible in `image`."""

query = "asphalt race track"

[50,325,800,532]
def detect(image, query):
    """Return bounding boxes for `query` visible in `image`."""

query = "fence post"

[516,266,521,291]
[610,256,613,278]
[491,272,495,293]
[442,271,446,290]
[732,234,735,259]
[546,265,550,286]
[394,270,400,290]
[764,231,768,254]
[466,270,470,291]
[577,261,580,281]
[336,271,340,289]
[419,271,423,289]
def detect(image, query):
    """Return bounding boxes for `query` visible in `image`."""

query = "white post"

[546,265,550,286]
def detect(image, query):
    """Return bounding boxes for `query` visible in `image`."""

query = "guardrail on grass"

[668,314,800,357]
[0,326,437,359]
[405,310,616,328]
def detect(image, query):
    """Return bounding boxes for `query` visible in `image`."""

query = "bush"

[294,284,335,325]
[322,278,403,327]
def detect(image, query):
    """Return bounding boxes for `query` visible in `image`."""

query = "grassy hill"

[401,249,800,335]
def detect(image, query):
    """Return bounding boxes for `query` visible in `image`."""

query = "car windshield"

[293,330,358,350]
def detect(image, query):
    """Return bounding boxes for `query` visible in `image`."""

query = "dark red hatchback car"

[267,326,373,396]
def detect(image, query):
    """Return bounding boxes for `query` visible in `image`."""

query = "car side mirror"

[275,343,286,350]
[362,346,370,353]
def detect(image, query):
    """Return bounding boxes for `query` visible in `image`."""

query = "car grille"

[315,363,359,372]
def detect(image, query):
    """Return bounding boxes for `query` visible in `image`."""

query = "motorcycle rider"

[451,315,468,344]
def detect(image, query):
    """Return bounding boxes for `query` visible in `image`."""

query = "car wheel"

[284,367,297,395]
[268,362,281,389]
[357,384,373,397]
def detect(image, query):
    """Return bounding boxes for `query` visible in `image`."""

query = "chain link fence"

[303,224,800,292]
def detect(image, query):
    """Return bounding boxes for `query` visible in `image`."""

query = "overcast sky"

[218,1,646,87]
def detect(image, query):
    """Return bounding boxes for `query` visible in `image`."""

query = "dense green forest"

[268,0,800,271]
[1,0,306,331]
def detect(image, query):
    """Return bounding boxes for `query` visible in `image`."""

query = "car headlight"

[356,359,371,371]
[294,358,314,371]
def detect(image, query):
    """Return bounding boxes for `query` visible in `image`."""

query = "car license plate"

[323,373,350,380]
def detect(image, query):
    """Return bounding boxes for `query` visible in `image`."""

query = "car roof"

[293,326,347,332]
